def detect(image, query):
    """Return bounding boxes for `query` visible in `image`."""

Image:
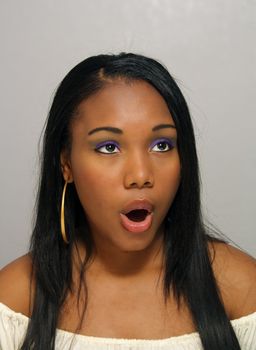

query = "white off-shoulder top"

[0,302,255,350]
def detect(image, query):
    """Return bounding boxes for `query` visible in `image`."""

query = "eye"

[150,139,174,152]
[95,141,120,154]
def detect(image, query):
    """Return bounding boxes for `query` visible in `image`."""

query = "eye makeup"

[95,140,120,153]
[149,137,176,151]
[94,137,176,154]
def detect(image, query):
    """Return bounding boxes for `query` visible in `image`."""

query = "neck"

[73,228,165,279]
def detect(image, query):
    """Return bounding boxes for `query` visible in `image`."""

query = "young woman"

[0,53,255,350]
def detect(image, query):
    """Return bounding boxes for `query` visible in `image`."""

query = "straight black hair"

[21,53,241,349]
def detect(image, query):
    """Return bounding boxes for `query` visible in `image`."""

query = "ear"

[60,150,73,182]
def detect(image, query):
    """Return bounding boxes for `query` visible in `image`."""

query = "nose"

[123,152,154,189]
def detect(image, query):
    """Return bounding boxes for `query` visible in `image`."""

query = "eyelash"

[95,139,175,154]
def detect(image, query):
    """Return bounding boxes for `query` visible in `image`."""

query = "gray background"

[0,0,255,268]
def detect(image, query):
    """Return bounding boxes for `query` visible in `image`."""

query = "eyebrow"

[88,124,176,135]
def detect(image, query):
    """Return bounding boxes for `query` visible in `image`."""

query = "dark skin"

[61,80,181,277]
[0,80,255,339]
[59,80,186,337]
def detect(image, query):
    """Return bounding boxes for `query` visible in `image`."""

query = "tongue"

[126,209,148,222]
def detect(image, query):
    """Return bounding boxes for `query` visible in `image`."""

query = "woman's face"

[61,80,181,253]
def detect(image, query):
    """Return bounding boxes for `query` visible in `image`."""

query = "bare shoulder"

[0,253,35,317]
[208,241,256,319]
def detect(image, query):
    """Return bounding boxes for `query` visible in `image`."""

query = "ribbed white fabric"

[0,302,255,350]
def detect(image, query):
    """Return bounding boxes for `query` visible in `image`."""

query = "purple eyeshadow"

[95,138,175,153]
[95,141,119,151]
[150,138,175,149]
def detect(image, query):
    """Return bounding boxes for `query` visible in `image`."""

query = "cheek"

[71,160,116,215]
[157,157,181,205]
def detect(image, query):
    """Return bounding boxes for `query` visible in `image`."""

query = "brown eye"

[151,139,174,152]
[95,141,120,154]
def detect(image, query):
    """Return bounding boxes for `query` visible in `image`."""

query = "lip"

[120,212,153,233]
[120,199,154,215]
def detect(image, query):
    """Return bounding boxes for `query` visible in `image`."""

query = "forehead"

[73,80,174,130]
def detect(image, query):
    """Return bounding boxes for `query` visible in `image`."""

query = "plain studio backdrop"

[0,0,255,267]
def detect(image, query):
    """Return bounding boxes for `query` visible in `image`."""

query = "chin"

[118,236,157,253]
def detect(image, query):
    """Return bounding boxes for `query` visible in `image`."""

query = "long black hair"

[21,53,241,349]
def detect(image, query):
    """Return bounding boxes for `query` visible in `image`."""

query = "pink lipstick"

[120,199,154,233]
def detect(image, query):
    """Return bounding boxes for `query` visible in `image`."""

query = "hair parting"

[21,53,241,349]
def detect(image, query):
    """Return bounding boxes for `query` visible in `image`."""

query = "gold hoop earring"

[61,180,69,244]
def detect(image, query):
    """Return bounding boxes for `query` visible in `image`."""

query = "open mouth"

[125,209,149,222]
[120,199,154,233]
